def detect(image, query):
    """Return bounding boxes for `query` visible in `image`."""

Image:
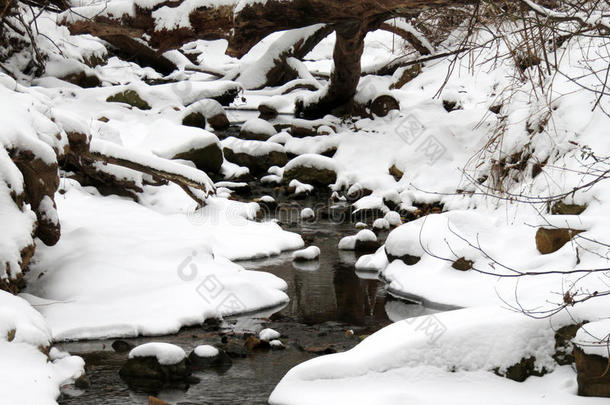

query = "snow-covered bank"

[0,291,83,405]
[270,307,608,405]
[22,182,303,341]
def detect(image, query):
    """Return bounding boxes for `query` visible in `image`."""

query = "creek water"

[57,207,436,405]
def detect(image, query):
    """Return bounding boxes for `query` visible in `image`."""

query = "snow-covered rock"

[283,154,338,186]
[128,343,186,366]
[300,208,315,220]
[292,246,321,261]
[240,118,277,141]
[259,328,281,342]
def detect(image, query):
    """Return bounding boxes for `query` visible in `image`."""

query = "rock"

[496,356,547,382]
[354,239,380,254]
[119,343,191,383]
[442,99,461,112]
[370,95,400,117]
[172,143,223,174]
[119,356,191,381]
[207,113,230,131]
[258,103,278,120]
[574,347,610,397]
[149,396,170,405]
[60,71,101,88]
[551,202,587,215]
[74,374,91,389]
[6,329,15,342]
[386,249,421,265]
[451,257,473,271]
[244,335,268,351]
[535,228,584,255]
[222,141,288,175]
[106,90,151,110]
[222,341,249,358]
[112,340,135,353]
[283,155,337,187]
[389,164,404,181]
[182,112,206,130]
[184,99,230,131]
[188,345,232,370]
[290,124,317,138]
[303,345,337,355]
[240,118,277,141]
[553,322,586,365]
[573,320,610,397]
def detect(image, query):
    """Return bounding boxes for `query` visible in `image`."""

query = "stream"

[57,196,437,405]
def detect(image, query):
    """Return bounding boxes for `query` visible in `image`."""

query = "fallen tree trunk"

[62,0,475,117]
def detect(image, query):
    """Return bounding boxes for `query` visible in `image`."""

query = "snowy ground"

[0,3,609,404]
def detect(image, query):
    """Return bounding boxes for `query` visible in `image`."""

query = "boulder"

[535,228,584,255]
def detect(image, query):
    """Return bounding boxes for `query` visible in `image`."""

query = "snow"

[0,291,83,405]
[573,320,610,358]
[2,5,610,405]
[292,246,320,261]
[129,342,186,365]
[259,328,281,342]
[22,182,303,340]
[194,345,220,358]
